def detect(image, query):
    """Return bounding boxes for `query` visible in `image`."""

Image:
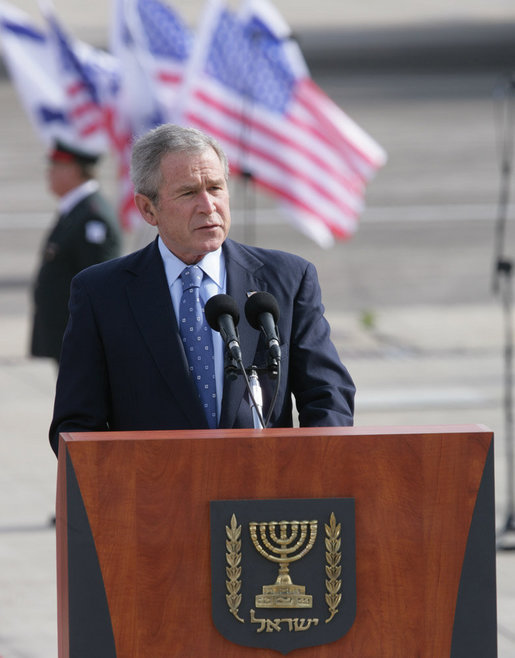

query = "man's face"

[47,160,83,198]
[135,147,231,264]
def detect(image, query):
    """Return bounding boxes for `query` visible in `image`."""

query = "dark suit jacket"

[49,238,355,454]
[30,190,121,362]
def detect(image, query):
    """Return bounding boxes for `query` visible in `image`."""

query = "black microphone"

[245,292,281,361]
[205,294,243,362]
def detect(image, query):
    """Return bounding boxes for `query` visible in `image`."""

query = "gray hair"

[130,124,229,204]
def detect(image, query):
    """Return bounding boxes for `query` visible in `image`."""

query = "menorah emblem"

[249,519,318,609]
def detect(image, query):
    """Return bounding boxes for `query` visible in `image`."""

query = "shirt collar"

[158,236,225,288]
[58,179,99,216]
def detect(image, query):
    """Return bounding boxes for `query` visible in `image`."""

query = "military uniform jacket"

[31,190,121,362]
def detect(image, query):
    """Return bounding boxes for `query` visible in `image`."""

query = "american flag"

[129,0,192,116]
[110,0,194,228]
[41,1,146,231]
[177,0,386,247]
[42,2,120,156]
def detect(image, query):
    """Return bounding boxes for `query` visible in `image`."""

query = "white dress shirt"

[158,236,226,421]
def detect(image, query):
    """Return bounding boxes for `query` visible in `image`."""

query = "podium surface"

[56,424,497,657]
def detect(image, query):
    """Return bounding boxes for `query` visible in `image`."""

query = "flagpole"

[493,72,515,551]
[241,169,256,246]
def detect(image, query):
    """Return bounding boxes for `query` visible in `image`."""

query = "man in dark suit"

[49,124,354,455]
[30,140,122,364]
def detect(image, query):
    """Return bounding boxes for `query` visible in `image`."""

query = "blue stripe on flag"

[1,20,45,42]
[37,105,68,124]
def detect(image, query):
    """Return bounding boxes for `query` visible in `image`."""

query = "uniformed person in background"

[30,140,122,364]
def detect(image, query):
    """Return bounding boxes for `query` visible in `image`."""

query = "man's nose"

[197,190,216,213]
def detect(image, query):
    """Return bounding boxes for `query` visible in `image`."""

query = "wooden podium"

[56,424,497,657]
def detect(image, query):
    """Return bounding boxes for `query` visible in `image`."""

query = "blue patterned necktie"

[179,265,217,428]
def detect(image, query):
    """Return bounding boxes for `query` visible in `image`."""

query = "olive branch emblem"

[325,512,342,623]
[225,514,244,623]
[224,511,343,624]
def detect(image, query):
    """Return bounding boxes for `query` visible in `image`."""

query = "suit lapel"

[219,240,265,428]
[125,240,208,428]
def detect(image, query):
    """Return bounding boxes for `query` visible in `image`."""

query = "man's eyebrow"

[175,177,225,194]
[203,176,226,188]
[174,182,199,195]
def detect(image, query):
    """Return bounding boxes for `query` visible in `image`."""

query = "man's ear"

[134,193,158,226]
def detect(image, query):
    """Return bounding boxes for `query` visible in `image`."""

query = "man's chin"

[196,228,225,248]
[185,241,221,263]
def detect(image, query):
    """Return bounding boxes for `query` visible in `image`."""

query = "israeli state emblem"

[210,498,356,654]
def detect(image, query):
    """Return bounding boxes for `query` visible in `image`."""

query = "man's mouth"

[197,224,220,231]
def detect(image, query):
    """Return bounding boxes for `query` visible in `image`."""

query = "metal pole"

[249,367,264,429]
[493,74,515,550]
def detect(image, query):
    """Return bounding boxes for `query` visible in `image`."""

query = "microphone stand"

[224,355,281,430]
[492,73,515,551]
[248,367,264,429]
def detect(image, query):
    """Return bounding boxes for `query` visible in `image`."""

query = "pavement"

[1,1,515,656]
[2,275,515,657]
